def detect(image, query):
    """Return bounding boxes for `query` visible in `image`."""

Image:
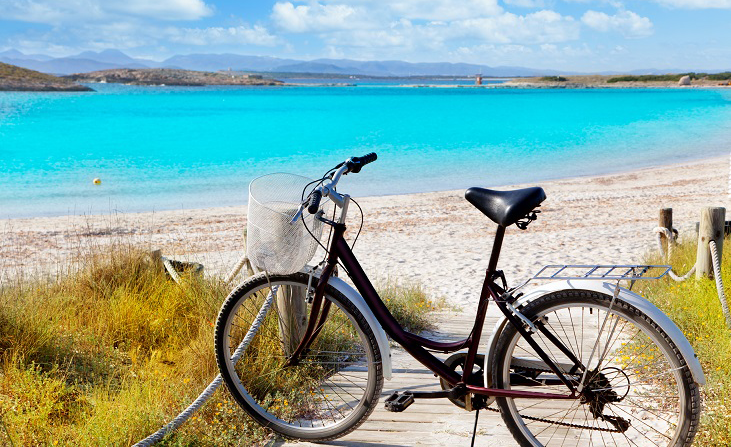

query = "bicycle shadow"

[268,440,409,447]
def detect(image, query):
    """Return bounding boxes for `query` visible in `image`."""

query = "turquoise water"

[1,84,730,219]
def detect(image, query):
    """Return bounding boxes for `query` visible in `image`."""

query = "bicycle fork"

[283,226,345,367]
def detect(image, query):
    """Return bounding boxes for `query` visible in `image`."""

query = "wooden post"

[277,285,308,356]
[659,208,673,254]
[696,207,726,279]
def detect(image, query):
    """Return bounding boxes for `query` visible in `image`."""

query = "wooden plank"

[281,308,511,446]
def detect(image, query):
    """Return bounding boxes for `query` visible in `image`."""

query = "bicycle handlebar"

[295,152,378,220]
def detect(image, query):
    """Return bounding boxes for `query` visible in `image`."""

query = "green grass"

[0,248,438,445]
[634,236,731,445]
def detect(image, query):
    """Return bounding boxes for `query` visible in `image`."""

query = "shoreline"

[3,151,728,221]
[2,154,728,310]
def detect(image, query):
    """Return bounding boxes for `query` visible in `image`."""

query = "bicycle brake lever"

[290,204,305,224]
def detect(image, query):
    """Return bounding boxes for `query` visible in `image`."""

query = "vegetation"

[0,248,438,445]
[635,236,731,445]
[706,72,731,81]
[607,72,731,83]
[540,76,568,82]
[378,282,444,334]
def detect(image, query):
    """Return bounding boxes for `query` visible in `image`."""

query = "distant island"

[0,62,93,91]
[506,73,731,88]
[66,68,283,86]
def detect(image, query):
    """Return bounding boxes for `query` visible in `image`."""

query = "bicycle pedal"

[384,392,414,412]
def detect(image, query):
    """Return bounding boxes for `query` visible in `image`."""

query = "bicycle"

[214,153,705,446]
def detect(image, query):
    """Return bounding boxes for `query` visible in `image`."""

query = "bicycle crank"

[439,353,486,409]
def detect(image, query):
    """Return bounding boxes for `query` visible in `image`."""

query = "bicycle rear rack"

[511,265,671,295]
[531,265,671,281]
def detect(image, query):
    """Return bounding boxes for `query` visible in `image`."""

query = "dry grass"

[0,243,437,445]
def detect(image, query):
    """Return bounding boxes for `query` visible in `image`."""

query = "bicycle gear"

[492,363,631,433]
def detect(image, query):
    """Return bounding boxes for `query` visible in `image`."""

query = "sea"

[1,81,730,219]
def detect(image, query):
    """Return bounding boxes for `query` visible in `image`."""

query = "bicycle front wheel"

[214,272,383,441]
[491,289,700,447]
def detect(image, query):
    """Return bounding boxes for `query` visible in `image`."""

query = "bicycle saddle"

[464,186,546,227]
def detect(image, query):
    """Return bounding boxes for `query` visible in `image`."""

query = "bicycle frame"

[289,219,580,402]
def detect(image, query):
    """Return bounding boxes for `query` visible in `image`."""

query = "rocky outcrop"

[66,68,283,86]
[0,62,93,91]
[678,75,691,86]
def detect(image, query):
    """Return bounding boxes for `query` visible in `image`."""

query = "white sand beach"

[2,155,727,311]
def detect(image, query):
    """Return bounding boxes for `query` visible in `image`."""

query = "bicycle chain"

[481,405,623,433]
[480,366,623,433]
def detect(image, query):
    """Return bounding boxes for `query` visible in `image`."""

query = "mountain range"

[0,49,727,78]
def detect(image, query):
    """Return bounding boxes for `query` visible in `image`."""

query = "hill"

[65,68,283,86]
[0,62,93,91]
[2,49,563,77]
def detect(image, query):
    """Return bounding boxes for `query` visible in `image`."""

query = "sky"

[0,0,729,71]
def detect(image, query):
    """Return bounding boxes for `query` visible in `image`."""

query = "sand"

[1,155,728,311]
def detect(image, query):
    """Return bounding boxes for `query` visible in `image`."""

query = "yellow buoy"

[93,178,102,185]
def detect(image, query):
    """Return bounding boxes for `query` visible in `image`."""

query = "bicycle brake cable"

[349,197,364,251]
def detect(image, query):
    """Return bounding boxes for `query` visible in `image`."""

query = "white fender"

[484,280,705,386]
[328,276,393,380]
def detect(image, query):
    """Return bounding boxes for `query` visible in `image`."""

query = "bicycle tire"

[491,289,700,447]
[214,272,383,441]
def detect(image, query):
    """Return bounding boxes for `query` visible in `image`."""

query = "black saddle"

[465,187,546,228]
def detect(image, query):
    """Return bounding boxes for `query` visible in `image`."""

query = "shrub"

[635,236,731,445]
[540,76,568,82]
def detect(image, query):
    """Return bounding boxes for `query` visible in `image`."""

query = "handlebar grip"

[307,189,322,214]
[346,152,378,173]
[356,152,377,165]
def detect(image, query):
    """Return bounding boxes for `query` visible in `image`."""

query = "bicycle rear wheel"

[214,272,383,441]
[491,289,700,447]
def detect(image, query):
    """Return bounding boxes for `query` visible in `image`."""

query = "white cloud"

[321,9,579,53]
[0,0,212,24]
[454,10,580,44]
[388,0,502,20]
[503,0,547,8]
[106,0,213,21]
[581,10,653,38]
[651,0,731,7]
[168,25,280,46]
[540,42,593,56]
[0,0,104,24]
[271,2,370,32]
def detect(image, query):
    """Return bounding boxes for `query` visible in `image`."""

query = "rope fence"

[134,282,278,447]
[653,223,731,330]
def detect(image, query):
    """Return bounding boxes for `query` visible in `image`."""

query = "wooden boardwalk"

[278,309,518,446]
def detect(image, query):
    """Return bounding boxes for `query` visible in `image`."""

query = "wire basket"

[247,173,324,275]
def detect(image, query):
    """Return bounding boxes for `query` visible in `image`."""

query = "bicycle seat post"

[487,225,506,275]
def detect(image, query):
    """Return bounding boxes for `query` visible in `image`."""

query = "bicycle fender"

[327,276,393,380]
[484,280,705,386]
